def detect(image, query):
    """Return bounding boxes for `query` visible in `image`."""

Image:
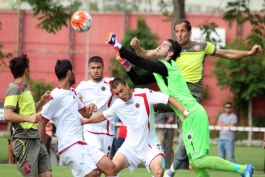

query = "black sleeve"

[127,67,156,85]
[119,47,168,77]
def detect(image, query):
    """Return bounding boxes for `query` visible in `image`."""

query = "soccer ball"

[71,11,92,33]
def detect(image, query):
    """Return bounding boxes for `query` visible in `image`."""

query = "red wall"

[0,11,264,123]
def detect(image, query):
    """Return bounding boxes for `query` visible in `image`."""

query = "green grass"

[0,136,264,176]
[0,164,264,177]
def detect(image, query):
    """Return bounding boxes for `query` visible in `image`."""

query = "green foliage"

[90,2,99,12]
[29,79,54,102]
[211,37,265,114]
[211,1,265,123]
[198,22,223,48]
[223,0,265,49]
[0,22,13,70]
[109,16,159,88]
[22,0,81,34]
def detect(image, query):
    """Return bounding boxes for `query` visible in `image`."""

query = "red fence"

[0,10,264,123]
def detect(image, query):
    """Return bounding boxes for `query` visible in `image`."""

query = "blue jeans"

[218,139,235,163]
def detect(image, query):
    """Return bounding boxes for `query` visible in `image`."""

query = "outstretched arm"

[81,113,106,125]
[79,103,98,118]
[127,68,156,85]
[119,47,168,76]
[214,45,262,59]
[35,91,52,112]
[130,37,157,59]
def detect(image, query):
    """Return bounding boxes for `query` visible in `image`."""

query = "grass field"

[0,136,264,177]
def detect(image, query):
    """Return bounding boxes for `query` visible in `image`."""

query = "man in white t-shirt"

[76,56,115,157]
[38,60,117,177]
[82,78,188,177]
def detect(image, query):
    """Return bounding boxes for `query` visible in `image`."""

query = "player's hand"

[40,91,52,105]
[263,142,265,149]
[80,118,88,125]
[182,110,189,119]
[86,103,98,113]
[130,37,140,49]
[249,45,262,55]
[28,113,41,123]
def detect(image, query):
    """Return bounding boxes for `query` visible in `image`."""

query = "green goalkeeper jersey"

[152,60,201,121]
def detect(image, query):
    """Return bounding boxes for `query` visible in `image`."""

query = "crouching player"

[82,78,188,177]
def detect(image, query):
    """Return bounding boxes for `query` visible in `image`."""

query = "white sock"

[170,164,176,173]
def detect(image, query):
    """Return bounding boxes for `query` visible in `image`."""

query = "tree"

[29,79,54,102]
[160,0,185,39]
[20,0,81,34]
[108,16,159,88]
[211,0,265,146]
[0,22,12,70]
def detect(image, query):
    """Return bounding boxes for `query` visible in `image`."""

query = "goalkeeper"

[105,32,253,177]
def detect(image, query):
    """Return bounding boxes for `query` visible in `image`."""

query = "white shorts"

[83,131,114,156]
[117,142,164,172]
[60,143,105,177]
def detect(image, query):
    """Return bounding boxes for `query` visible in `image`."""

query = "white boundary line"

[114,123,265,132]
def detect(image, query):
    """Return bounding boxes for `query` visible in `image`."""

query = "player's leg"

[61,143,116,177]
[149,155,164,177]
[145,144,165,177]
[13,138,51,177]
[190,155,251,175]
[218,139,226,160]
[164,133,187,177]
[96,156,117,176]
[189,159,210,177]
[113,142,141,173]
[83,132,106,176]
[225,140,235,163]
[38,140,52,177]
[112,152,130,173]
[87,144,116,176]
[184,107,253,177]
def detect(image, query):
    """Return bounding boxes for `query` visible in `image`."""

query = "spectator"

[217,102,238,163]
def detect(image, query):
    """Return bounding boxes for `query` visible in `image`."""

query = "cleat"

[105,32,116,46]
[241,164,254,177]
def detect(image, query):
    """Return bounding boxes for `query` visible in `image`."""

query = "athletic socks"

[191,155,247,174]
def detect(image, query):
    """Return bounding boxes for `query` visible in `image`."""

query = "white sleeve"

[77,97,85,110]
[41,96,59,120]
[148,90,169,105]
[75,83,82,99]
[103,107,116,121]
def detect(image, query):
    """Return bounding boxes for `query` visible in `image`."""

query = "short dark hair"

[55,59,73,80]
[88,56,104,66]
[225,102,233,107]
[166,39,182,60]
[9,54,29,79]
[174,19,192,32]
[111,78,127,89]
